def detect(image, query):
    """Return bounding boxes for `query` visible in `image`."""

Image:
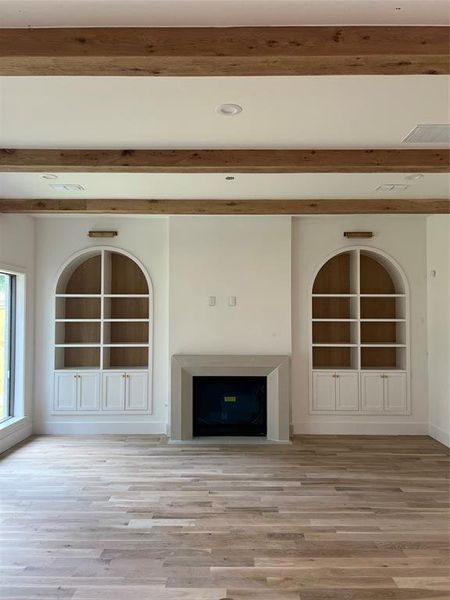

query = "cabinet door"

[54,372,77,411]
[78,372,100,411]
[102,372,126,411]
[312,372,336,411]
[335,372,359,411]
[126,372,148,411]
[361,372,384,412]
[384,372,407,413]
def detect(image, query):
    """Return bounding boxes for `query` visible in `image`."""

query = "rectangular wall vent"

[50,184,85,192]
[376,184,409,193]
[402,124,450,144]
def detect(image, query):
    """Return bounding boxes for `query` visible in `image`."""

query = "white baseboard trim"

[293,421,429,435]
[428,423,450,447]
[34,421,168,435]
[0,422,33,454]
[34,421,433,437]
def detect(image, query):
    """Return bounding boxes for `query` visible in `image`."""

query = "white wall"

[33,216,169,434]
[292,215,429,435]
[33,215,291,435]
[427,215,450,447]
[169,216,292,355]
[25,213,440,439]
[0,215,35,452]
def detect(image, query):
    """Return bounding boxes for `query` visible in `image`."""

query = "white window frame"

[0,263,27,425]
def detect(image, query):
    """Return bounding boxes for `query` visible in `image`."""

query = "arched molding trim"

[54,245,153,298]
[309,245,409,299]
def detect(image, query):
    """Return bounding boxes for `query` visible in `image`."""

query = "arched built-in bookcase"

[53,247,152,414]
[310,247,409,415]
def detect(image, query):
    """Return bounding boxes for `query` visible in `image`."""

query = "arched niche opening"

[313,251,355,295]
[359,250,404,295]
[312,247,408,371]
[55,248,151,370]
[56,251,102,295]
[103,251,149,295]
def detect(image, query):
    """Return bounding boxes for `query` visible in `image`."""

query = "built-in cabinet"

[53,248,152,414]
[54,371,100,412]
[102,371,148,411]
[310,248,409,415]
[361,371,407,413]
[312,371,359,411]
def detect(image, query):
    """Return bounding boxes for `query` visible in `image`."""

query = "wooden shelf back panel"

[65,255,102,294]
[108,322,149,344]
[62,298,101,319]
[63,347,100,368]
[360,297,397,319]
[313,297,352,319]
[361,322,397,344]
[110,253,149,294]
[62,322,101,344]
[107,347,148,368]
[361,347,398,369]
[107,297,149,319]
[360,254,395,294]
[313,322,352,344]
[313,347,352,369]
[313,252,351,294]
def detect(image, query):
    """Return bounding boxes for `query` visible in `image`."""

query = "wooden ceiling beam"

[1,149,448,173]
[0,26,448,76]
[0,199,448,215]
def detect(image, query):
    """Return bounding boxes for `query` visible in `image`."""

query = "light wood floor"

[1,435,449,600]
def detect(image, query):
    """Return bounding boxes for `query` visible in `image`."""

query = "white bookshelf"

[53,248,153,415]
[310,248,410,415]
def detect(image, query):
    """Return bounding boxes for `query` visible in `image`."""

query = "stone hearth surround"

[170,355,290,442]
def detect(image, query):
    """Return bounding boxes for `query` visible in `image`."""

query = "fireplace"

[170,355,290,442]
[193,376,267,437]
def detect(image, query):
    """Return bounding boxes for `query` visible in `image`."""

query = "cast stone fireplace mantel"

[170,354,290,442]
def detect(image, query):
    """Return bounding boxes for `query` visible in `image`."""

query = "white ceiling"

[0,0,449,27]
[0,3,449,203]
[1,76,449,149]
[1,172,448,200]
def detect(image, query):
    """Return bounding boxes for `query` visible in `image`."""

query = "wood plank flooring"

[0,435,449,600]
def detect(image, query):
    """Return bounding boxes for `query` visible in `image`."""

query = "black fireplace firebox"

[193,376,267,437]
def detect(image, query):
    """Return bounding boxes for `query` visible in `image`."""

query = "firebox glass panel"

[193,376,267,437]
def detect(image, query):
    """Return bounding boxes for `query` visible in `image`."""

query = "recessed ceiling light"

[405,173,424,181]
[217,103,243,116]
[42,173,58,180]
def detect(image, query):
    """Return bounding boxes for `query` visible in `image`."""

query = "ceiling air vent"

[50,183,85,192]
[402,124,450,144]
[376,184,409,193]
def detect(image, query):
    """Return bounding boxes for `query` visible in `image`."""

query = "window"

[0,272,16,422]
